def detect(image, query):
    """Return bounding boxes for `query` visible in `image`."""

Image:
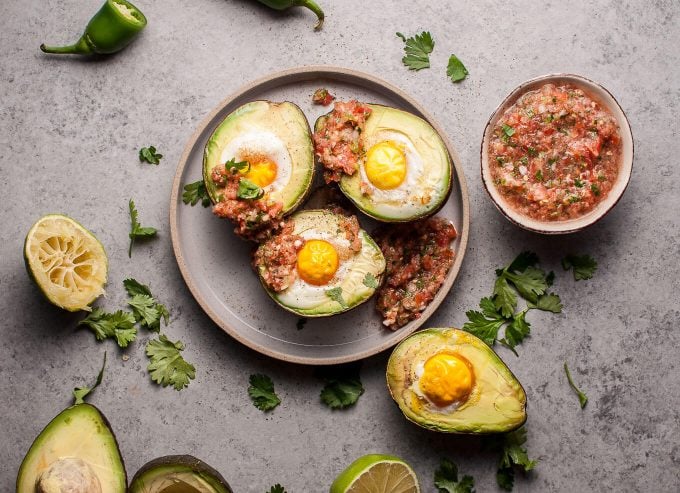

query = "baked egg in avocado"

[314,104,452,222]
[254,209,386,317]
[387,328,527,434]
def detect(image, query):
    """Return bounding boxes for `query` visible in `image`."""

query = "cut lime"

[330,454,420,493]
[24,214,107,312]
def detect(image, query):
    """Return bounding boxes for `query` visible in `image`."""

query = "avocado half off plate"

[170,66,470,365]
[129,455,232,493]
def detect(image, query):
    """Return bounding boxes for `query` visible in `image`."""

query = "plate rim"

[169,65,471,365]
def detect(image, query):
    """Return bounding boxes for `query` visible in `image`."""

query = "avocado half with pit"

[203,100,315,213]
[387,328,527,434]
[129,455,232,493]
[16,403,126,493]
[256,209,386,317]
[314,104,453,222]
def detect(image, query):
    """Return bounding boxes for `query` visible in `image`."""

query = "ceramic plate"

[170,66,470,365]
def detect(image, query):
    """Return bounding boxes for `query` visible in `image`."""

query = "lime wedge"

[24,214,107,312]
[330,454,420,493]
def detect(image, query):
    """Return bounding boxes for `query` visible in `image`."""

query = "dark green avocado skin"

[129,455,233,493]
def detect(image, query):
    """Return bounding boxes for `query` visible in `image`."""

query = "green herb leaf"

[237,178,264,200]
[398,31,434,71]
[504,266,548,303]
[145,334,196,391]
[529,293,562,313]
[502,124,516,138]
[317,363,364,409]
[488,427,537,491]
[182,180,211,207]
[139,146,163,165]
[493,276,517,318]
[123,278,152,297]
[496,467,514,491]
[73,352,106,405]
[446,54,469,83]
[267,485,286,493]
[248,374,281,411]
[128,199,158,258]
[225,157,250,173]
[434,457,475,493]
[463,297,506,346]
[124,279,169,331]
[500,310,531,350]
[362,272,379,289]
[562,254,598,281]
[564,362,588,408]
[78,308,137,348]
[325,287,347,308]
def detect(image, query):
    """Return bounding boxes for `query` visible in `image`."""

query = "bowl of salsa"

[481,74,633,234]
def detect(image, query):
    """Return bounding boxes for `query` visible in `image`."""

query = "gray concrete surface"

[1,0,679,491]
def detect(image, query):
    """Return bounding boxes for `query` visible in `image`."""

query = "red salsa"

[252,220,304,292]
[489,83,621,221]
[374,217,457,330]
[312,88,335,106]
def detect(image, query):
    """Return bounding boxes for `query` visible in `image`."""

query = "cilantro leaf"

[325,287,347,308]
[237,178,264,200]
[73,352,106,405]
[504,266,547,303]
[320,379,364,409]
[490,427,537,490]
[248,374,281,411]
[463,297,506,346]
[493,276,517,318]
[128,199,158,258]
[496,467,514,491]
[397,31,434,71]
[500,311,531,350]
[124,279,169,332]
[505,251,539,274]
[182,180,211,207]
[123,278,152,297]
[139,146,163,165]
[225,157,250,173]
[362,272,379,289]
[434,457,474,493]
[267,485,286,493]
[562,254,598,281]
[446,54,469,83]
[564,362,588,408]
[78,308,137,348]
[529,293,562,313]
[145,335,196,390]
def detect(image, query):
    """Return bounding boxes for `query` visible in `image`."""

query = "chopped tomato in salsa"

[252,220,304,292]
[312,88,335,106]
[374,217,457,330]
[489,83,621,221]
[313,100,372,183]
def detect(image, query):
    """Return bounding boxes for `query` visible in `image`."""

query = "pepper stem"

[40,36,92,55]
[294,0,325,30]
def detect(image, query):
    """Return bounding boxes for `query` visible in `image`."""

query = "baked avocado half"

[314,104,452,222]
[129,455,232,493]
[386,328,527,434]
[203,100,315,213]
[254,209,386,317]
[16,403,126,493]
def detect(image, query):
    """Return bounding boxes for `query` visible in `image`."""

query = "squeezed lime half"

[330,454,420,493]
[24,214,107,311]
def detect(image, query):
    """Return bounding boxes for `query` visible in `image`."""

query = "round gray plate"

[170,66,470,365]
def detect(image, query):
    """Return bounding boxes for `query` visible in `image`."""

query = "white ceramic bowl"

[481,73,633,234]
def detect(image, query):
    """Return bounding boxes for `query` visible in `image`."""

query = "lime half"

[330,454,420,493]
[24,214,107,311]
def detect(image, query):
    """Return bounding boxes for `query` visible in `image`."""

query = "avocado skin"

[129,455,232,493]
[16,403,127,493]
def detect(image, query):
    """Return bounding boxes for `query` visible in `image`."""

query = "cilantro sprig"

[124,278,169,332]
[486,427,537,491]
[139,146,163,165]
[146,334,196,391]
[562,254,598,280]
[325,287,347,308]
[237,178,264,200]
[128,199,157,258]
[446,54,469,83]
[73,352,106,405]
[434,457,475,493]
[362,272,379,289]
[248,374,281,412]
[564,362,588,408]
[267,485,287,493]
[182,180,211,207]
[317,363,364,409]
[78,308,137,348]
[397,31,434,71]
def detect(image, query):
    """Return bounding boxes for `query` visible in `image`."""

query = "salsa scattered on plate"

[489,83,621,221]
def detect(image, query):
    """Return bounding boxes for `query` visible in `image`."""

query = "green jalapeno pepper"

[40,0,147,55]
[256,0,325,31]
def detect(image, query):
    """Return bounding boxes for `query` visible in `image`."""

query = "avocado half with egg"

[387,328,527,434]
[315,104,453,222]
[16,403,126,493]
[129,455,232,493]
[203,100,315,213]
[256,209,386,317]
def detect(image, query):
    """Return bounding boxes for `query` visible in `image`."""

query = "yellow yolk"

[419,352,474,407]
[245,158,278,187]
[297,240,339,286]
[364,141,407,190]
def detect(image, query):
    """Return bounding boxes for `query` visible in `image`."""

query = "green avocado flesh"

[203,100,314,214]
[387,328,527,434]
[258,209,386,317]
[129,455,232,493]
[315,104,452,222]
[16,403,126,493]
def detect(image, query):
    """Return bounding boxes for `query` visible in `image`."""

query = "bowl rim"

[480,72,634,234]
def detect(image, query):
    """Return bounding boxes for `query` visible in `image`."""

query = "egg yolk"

[297,240,339,285]
[245,158,277,188]
[419,352,474,407]
[364,140,407,190]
